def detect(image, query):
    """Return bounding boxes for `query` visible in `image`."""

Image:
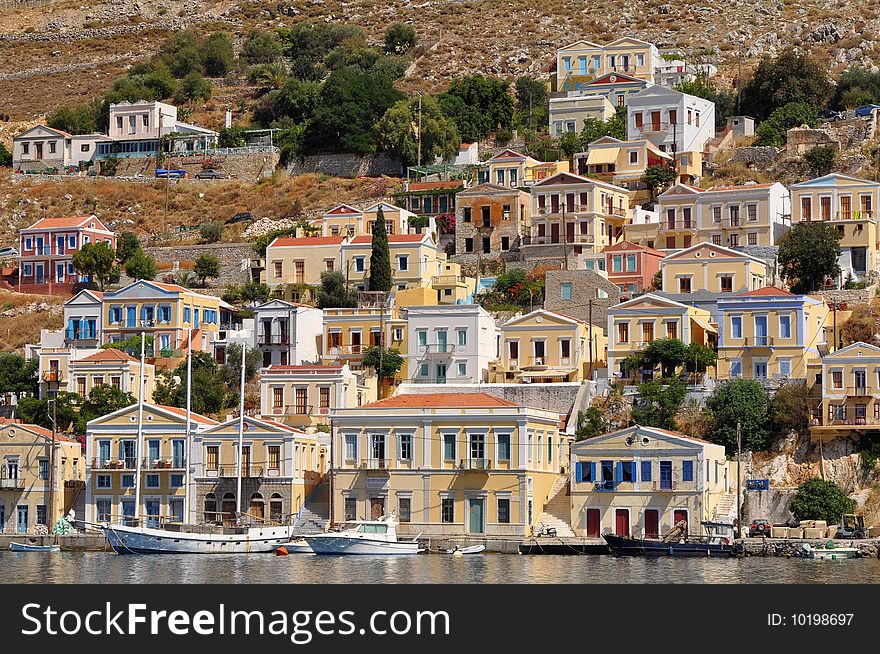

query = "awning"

[586,147,620,165]
[517,368,576,378]
[690,316,717,334]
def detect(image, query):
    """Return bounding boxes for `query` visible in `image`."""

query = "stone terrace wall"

[812,283,879,308]
[544,269,622,328]
[396,382,581,416]
[286,153,402,178]
[112,151,279,182]
[140,243,254,289]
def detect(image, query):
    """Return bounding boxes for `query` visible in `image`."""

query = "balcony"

[459,458,490,470]
[361,459,389,471]
[593,480,620,492]
[812,417,880,428]
[42,370,64,383]
[432,274,468,286]
[848,386,872,397]
[327,344,364,356]
[92,457,137,470]
[652,481,678,491]
[417,343,466,355]
[662,220,696,231]
[143,457,186,470]
[743,337,774,348]
[0,475,25,490]
[65,330,98,345]
[258,333,290,346]
[204,465,264,478]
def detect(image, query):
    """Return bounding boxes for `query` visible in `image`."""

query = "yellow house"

[431,259,477,304]
[192,416,325,526]
[549,94,616,136]
[330,392,567,538]
[259,363,375,428]
[570,425,730,538]
[810,341,880,440]
[0,420,85,533]
[314,202,420,237]
[103,280,223,358]
[67,348,156,402]
[527,171,631,254]
[84,402,218,527]
[322,301,409,382]
[606,294,716,379]
[265,235,345,293]
[716,286,829,380]
[555,37,660,91]
[493,309,606,383]
[341,233,440,291]
[656,182,790,251]
[789,173,880,283]
[659,242,769,294]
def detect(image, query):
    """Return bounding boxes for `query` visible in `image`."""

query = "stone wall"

[396,382,581,416]
[286,153,403,178]
[544,269,622,327]
[111,150,280,182]
[728,146,779,169]
[811,283,879,308]
[142,243,254,289]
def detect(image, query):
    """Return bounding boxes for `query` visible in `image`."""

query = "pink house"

[604,240,665,295]
[18,214,116,295]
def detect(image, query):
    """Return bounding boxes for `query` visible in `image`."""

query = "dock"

[1,533,110,552]
[519,537,609,555]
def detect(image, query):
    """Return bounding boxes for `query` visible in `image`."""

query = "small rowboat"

[9,542,60,552]
[445,544,486,555]
[274,539,314,555]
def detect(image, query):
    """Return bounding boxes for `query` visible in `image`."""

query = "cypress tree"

[368,206,393,292]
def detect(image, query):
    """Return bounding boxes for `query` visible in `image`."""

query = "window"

[617,322,629,344]
[146,474,159,488]
[397,255,409,272]
[398,434,413,461]
[730,360,742,378]
[482,236,490,254]
[419,363,429,377]
[344,497,357,521]
[121,474,135,488]
[642,322,654,343]
[441,497,455,523]
[22,142,29,155]
[747,232,757,246]
[612,255,623,272]
[682,460,694,482]
[779,359,791,376]
[720,275,733,293]
[501,236,510,250]
[170,474,184,488]
[457,330,467,347]
[666,236,676,249]
[142,113,149,127]
[577,461,596,482]
[831,370,843,389]
[497,434,511,461]
[398,496,411,523]
[206,445,219,471]
[560,283,572,300]
[641,461,652,482]
[678,277,691,293]
[97,474,111,489]
[96,499,112,523]
[462,207,472,222]
[731,316,742,339]
[729,233,739,247]
[319,387,330,409]
[481,205,491,226]
[443,434,456,461]
[497,497,510,524]
[666,321,677,340]
[345,434,358,461]
[621,461,635,482]
[354,257,365,272]
[464,237,473,253]
[629,150,638,164]
[39,458,49,480]
[49,141,57,154]
[779,315,791,339]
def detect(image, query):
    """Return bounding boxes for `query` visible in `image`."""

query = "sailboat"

[103,328,296,554]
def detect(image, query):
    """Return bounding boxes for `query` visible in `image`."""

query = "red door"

[566,221,575,243]
[586,509,600,538]
[644,509,660,539]
[673,510,688,534]
[551,222,560,244]
[615,509,630,537]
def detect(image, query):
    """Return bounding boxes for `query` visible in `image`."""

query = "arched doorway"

[221,492,237,526]
[250,492,265,523]
[203,493,217,524]
[269,493,283,523]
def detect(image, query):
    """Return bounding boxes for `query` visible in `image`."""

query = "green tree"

[76,385,136,435]
[831,66,880,109]
[368,207,392,292]
[248,62,289,91]
[116,232,142,264]
[778,221,841,293]
[579,106,627,147]
[804,145,836,176]
[632,378,687,430]
[199,221,223,243]
[72,241,117,291]
[740,50,832,121]
[241,280,271,304]
[102,334,153,357]
[175,72,212,103]
[770,381,811,435]
[376,94,460,167]
[193,254,221,286]
[0,353,38,398]
[705,379,772,455]
[384,23,417,54]
[220,344,262,384]
[362,346,404,389]
[316,270,358,309]
[218,126,246,148]
[0,142,11,167]
[788,478,856,524]
[675,77,736,128]
[641,165,677,201]
[753,101,819,147]
[651,270,663,291]
[575,406,608,441]
[683,342,717,374]
[242,30,282,64]
[642,338,687,378]
[199,32,235,77]
[125,250,158,281]
[439,75,514,142]
[15,392,78,433]
[514,76,548,131]
[152,352,228,414]
[47,104,98,135]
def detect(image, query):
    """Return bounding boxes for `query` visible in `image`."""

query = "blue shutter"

[67,319,75,339]
[589,462,596,482]
[615,461,623,481]
[575,461,583,483]
[683,460,694,482]
[641,461,652,481]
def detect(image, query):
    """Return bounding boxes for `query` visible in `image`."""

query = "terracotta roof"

[735,286,795,298]
[704,183,775,193]
[603,241,665,257]
[640,425,712,444]
[403,180,464,191]
[257,418,306,433]
[24,215,98,230]
[75,349,139,363]
[0,418,79,443]
[349,234,427,244]
[360,392,520,410]
[156,404,218,425]
[150,281,190,293]
[271,236,346,247]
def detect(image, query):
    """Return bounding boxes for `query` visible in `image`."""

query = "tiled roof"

[150,281,189,293]
[704,183,775,193]
[25,215,96,230]
[0,418,79,443]
[271,236,346,247]
[604,241,665,257]
[360,392,520,410]
[156,404,218,425]
[735,286,794,298]
[403,180,465,191]
[75,349,139,363]
[349,234,427,244]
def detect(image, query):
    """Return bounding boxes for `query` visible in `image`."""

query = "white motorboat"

[445,544,486,555]
[9,542,61,552]
[274,539,314,555]
[304,514,423,555]
[104,522,295,554]
[798,543,859,560]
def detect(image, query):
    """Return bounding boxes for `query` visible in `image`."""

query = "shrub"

[199,221,223,243]
[804,145,835,176]
[788,478,856,524]
[384,23,417,54]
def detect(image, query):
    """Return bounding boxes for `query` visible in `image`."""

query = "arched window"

[269,493,283,523]
[203,493,217,524]
[221,492,236,526]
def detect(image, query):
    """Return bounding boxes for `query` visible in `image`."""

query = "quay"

[0,533,110,551]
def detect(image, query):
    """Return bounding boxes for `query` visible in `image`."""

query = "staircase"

[712,491,738,526]
[537,476,576,537]
[292,478,330,535]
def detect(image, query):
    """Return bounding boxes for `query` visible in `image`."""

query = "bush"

[384,23,417,54]
[242,30,282,64]
[575,407,609,441]
[705,379,772,455]
[193,254,221,286]
[199,32,235,77]
[753,102,818,147]
[125,250,158,281]
[788,478,856,524]
[0,142,11,167]
[804,145,836,176]
[175,72,212,103]
[199,221,223,243]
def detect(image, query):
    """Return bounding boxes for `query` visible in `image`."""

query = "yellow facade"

[315,202,417,237]
[342,233,440,291]
[716,287,829,381]
[322,305,409,380]
[432,260,477,305]
[0,421,85,533]
[265,236,344,291]
[606,294,716,378]
[660,243,769,294]
[331,392,567,537]
[570,425,729,538]
[810,341,880,440]
[556,37,658,90]
[494,309,606,383]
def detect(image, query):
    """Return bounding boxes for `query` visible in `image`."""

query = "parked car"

[195,169,225,179]
[156,168,186,178]
[855,104,880,117]
[0,246,18,258]
[818,109,846,122]
[749,519,772,537]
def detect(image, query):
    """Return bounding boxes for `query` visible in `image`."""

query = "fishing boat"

[445,544,486,555]
[603,520,744,558]
[274,539,314,555]
[797,543,859,560]
[304,514,423,555]
[9,542,61,552]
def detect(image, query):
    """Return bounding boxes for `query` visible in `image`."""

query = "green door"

[468,498,484,534]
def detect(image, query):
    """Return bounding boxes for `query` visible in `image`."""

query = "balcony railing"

[653,480,677,491]
[663,220,695,230]
[42,371,64,383]
[744,337,774,347]
[432,274,468,286]
[142,457,187,470]
[848,386,872,397]
[92,457,137,470]
[813,417,880,427]
[459,458,490,470]
[593,480,620,492]
[0,475,25,489]
[417,343,466,354]
[65,330,98,343]
[258,334,290,346]
[327,344,364,356]
[204,465,264,478]
[361,459,388,470]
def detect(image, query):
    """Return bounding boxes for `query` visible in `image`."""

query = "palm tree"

[251,62,289,90]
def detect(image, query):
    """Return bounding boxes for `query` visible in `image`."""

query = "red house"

[18,214,116,296]
[604,240,665,295]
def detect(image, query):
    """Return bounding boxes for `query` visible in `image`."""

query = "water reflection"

[3,551,879,584]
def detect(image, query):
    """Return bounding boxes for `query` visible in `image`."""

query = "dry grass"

[0,289,64,353]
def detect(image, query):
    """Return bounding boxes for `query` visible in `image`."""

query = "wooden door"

[644,509,660,539]
[370,497,385,520]
[566,221,575,243]
[615,509,629,536]
[550,222,560,243]
[673,509,688,534]
[585,508,600,538]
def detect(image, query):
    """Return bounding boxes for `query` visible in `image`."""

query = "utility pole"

[236,347,246,519]
[588,299,594,380]
[736,421,742,540]
[378,295,386,397]
[48,398,56,526]
[416,92,423,170]
[329,416,335,528]
[134,332,146,527]
[562,202,568,271]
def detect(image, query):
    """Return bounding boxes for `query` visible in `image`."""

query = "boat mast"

[183,304,193,523]
[133,331,146,526]
[48,398,56,527]
[236,345,245,521]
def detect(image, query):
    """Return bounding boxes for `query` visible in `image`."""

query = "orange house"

[604,240,665,294]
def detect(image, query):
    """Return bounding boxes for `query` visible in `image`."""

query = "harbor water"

[4,551,880,584]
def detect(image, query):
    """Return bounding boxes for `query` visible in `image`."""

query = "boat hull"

[104,524,295,554]
[304,535,422,555]
[9,542,60,552]
[275,540,314,554]
[603,534,742,557]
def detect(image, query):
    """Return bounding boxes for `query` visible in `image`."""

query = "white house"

[252,299,323,368]
[626,86,715,154]
[13,126,110,172]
